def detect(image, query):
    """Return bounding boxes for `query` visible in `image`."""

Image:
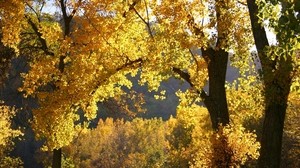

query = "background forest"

[0,0,299,168]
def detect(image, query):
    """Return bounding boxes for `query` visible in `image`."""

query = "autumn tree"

[140,1,257,166]
[2,0,298,167]
[121,0,254,132]
[247,0,300,167]
[1,0,149,167]
[1,0,259,167]
[1,0,193,167]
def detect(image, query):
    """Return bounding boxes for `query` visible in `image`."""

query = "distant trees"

[62,108,260,168]
[64,118,168,168]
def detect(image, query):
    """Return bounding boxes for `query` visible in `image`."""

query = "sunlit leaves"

[0,0,26,53]
[256,0,281,27]
[19,56,59,96]
[0,102,23,149]
[64,118,168,168]
[213,125,259,167]
[13,0,156,151]
[0,102,23,167]
[38,22,62,49]
[226,76,264,128]
[0,1,280,163]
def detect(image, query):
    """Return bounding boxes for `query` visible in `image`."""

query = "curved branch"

[25,15,54,56]
[172,67,209,99]
[90,57,144,95]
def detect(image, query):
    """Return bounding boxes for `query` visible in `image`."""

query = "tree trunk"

[247,0,293,167]
[172,47,230,130]
[258,59,292,167]
[259,97,287,167]
[202,48,230,130]
[52,148,62,168]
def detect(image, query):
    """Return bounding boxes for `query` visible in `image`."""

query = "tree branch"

[116,57,143,71]
[172,67,209,100]
[25,15,54,56]
[59,0,81,36]
[247,0,273,75]
[90,57,144,95]
[25,2,41,22]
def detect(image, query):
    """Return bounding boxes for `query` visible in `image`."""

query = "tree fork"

[247,0,293,167]
[172,47,230,130]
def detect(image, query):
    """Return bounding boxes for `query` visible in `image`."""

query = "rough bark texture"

[202,48,230,130]
[260,94,287,167]
[247,0,293,167]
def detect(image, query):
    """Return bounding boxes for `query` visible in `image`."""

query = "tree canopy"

[0,0,299,167]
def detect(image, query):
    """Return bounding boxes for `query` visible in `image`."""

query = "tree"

[1,0,258,167]
[1,0,298,167]
[138,0,254,130]
[247,0,300,167]
[142,1,256,166]
[1,0,148,167]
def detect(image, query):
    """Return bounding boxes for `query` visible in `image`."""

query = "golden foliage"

[0,102,23,167]
[226,75,264,130]
[58,104,262,168]
[0,1,273,164]
[0,0,26,53]
[64,118,168,168]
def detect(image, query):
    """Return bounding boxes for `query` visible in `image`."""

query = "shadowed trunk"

[52,148,62,168]
[203,48,230,130]
[259,94,288,167]
[172,47,230,131]
[247,0,293,167]
[258,62,292,167]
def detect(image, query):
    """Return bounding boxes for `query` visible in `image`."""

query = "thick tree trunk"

[172,48,230,130]
[247,0,293,167]
[203,48,230,130]
[202,48,231,168]
[259,97,288,167]
[258,60,292,167]
[52,148,62,168]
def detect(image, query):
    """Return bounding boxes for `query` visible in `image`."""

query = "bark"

[178,0,230,130]
[259,89,289,167]
[172,47,230,130]
[202,48,230,130]
[259,58,292,168]
[247,0,293,167]
[52,148,62,168]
